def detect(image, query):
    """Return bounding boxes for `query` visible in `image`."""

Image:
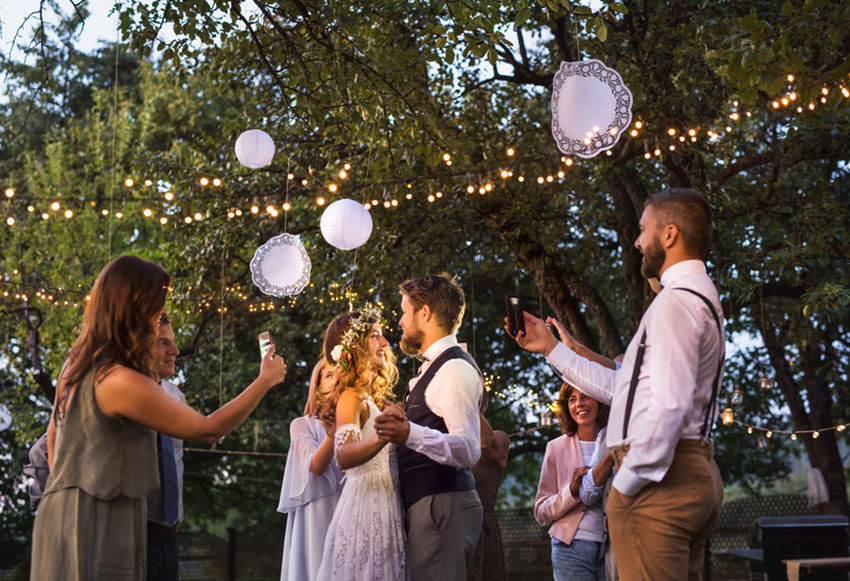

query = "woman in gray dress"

[31,255,287,580]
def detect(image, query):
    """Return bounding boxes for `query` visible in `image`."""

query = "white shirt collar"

[421,334,459,362]
[659,259,706,288]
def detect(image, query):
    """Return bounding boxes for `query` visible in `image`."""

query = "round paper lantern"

[235,129,275,168]
[320,198,373,250]
[250,233,311,297]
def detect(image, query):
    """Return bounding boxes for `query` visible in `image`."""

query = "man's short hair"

[399,274,465,334]
[644,188,713,257]
[158,312,172,327]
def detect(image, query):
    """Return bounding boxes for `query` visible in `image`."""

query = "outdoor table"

[783,556,850,581]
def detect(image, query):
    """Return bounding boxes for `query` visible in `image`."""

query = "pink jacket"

[534,434,586,544]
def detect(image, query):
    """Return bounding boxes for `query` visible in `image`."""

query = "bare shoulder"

[94,363,159,406]
[95,363,153,385]
[335,388,366,414]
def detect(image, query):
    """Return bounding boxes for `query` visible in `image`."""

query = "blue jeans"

[551,537,606,581]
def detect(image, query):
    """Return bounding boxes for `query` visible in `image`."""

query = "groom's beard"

[400,326,425,355]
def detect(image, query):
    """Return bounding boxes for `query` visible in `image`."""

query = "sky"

[0,0,118,60]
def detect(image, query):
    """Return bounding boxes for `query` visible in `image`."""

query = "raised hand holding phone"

[258,331,273,357]
[257,333,287,386]
[505,294,526,337]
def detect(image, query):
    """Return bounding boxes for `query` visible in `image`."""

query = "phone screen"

[258,332,272,357]
[505,294,526,336]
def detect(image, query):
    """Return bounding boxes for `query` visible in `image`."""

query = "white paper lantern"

[250,233,311,297]
[320,198,373,250]
[235,129,275,168]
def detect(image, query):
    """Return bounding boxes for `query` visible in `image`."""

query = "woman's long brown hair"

[55,255,171,421]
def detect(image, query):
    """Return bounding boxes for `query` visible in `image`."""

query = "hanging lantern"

[320,199,373,250]
[250,233,311,297]
[551,59,633,158]
[235,129,275,168]
[722,408,734,425]
[730,389,743,406]
[759,376,775,391]
[540,411,553,427]
[757,436,767,450]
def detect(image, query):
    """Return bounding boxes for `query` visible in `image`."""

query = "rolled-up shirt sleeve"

[547,342,617,406]
[403,359,482,468]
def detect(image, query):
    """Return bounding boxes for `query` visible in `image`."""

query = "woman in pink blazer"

[535,382,610,581]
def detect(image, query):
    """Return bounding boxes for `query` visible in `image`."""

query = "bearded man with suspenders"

[511,188,725,581]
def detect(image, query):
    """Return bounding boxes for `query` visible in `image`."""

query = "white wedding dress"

[317,398,408,580]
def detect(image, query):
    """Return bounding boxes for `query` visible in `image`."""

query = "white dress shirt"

[404,334,483,468]
[547,260,725,496]
[147,379,186,524]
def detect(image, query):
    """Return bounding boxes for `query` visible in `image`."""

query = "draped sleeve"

[277,416,343,513]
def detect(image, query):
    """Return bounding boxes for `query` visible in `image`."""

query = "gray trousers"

[406,489,483,581]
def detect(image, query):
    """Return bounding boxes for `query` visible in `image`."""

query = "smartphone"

[258,331,272,357]
[505,294,526,337]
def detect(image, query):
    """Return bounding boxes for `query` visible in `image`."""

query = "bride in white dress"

[316,306,408,580]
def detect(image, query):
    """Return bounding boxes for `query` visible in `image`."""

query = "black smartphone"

[505,294,526,336]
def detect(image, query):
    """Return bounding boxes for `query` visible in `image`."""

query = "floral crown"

[329,303,384,371]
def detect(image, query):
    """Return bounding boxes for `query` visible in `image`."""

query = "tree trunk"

[762,316,849,516]
[495,224,626,357]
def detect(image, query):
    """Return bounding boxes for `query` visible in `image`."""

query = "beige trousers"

[608,440,723,581]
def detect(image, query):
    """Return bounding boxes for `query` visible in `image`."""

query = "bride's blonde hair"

[316,311,398,430]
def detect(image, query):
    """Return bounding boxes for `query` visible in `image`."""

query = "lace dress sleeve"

[334,423,361,455]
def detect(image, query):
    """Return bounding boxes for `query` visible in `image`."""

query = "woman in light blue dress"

[278,360,343,581]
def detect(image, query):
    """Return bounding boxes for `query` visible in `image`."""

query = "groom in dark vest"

[375,274,484,580]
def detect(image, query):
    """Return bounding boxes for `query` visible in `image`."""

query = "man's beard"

[400,326,425,355]
[640,235,665,280]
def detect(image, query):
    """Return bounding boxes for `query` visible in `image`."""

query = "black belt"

[148,521,180,536]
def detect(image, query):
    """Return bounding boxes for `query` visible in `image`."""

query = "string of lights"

[3,75,848,228]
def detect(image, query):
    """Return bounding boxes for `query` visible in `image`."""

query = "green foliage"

[1,0,849,559]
